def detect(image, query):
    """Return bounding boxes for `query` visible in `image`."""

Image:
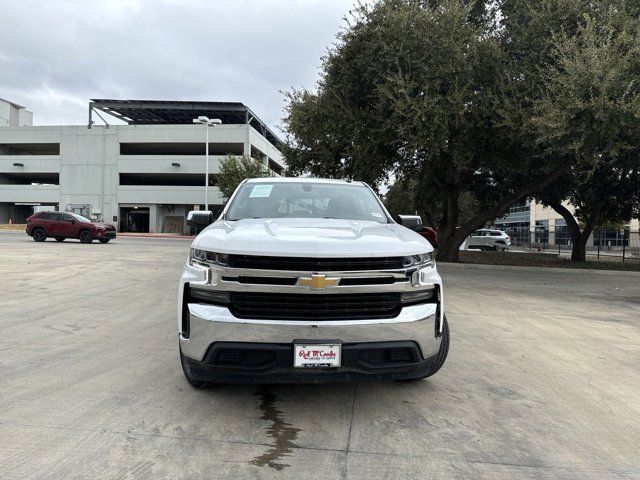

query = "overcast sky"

[0,0,354,133]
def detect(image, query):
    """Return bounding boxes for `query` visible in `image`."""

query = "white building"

[0,98,33,127]
[495,200,640,250]
[0,99,285,233]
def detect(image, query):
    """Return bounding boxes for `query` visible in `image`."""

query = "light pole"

[192,116,222,210]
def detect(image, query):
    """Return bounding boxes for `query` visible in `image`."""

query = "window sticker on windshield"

[371,212,383,218]
[249,185,273,198]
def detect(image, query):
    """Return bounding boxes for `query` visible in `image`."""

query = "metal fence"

[499,227,640,262]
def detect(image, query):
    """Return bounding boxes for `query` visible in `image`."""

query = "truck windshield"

[226,182,388,223]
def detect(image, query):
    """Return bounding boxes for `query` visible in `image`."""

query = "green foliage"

[284,0,567,260]
[383,178,417,220]
[531,3,640,259]
[283,0,640,261]
[217,155,272,201]
[384,176,479,228]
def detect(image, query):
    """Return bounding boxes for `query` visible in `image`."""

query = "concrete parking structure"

[0,232,639,479]
[0,99,285,233]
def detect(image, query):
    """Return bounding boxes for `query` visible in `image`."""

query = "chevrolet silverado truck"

[177,178,448,387]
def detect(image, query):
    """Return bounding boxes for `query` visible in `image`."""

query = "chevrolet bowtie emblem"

[298,274,339,289]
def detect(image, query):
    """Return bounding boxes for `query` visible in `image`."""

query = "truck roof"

[245,177,365,186]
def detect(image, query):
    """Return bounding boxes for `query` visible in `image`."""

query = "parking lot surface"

[1,232,639,479]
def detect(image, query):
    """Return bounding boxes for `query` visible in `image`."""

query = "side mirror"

[69,219,76,224]
[187,210,214,228]
[395,215,423,231]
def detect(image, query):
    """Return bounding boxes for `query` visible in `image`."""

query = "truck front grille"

[228,255,403,271]
[230,292,402,320]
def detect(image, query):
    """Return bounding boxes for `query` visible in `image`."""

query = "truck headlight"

[406,252,436,287]
[402,252,434,269]
[189,249,229,267]
[412,266,435,287]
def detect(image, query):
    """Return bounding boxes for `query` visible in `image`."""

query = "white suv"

[177,178,449,386]
[463,229,511,251]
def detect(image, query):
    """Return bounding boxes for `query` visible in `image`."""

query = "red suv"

[26,212,116,244]
[416,226,438,249]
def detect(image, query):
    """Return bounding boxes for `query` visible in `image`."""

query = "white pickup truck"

[177,178,449,386]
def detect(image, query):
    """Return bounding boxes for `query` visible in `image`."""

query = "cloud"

[0,0,350,132]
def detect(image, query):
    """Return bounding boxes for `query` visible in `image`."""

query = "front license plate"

[294,344,341,368]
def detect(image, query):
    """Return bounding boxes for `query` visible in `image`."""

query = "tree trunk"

[543,197,603,263]
[437,229,469,262]
[543,199,585,261]
[571,233,588,262]
[569,222,595,262]
[435,179,462,262]
[438,165,573,261]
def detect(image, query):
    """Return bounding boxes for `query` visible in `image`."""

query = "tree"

[284,0,571,262]
[384,176,480,229]
[382,177,417,219]
[217,155,272,201]
[531,4,640,261]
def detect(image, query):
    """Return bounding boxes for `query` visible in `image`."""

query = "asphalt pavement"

[1,231,639,479]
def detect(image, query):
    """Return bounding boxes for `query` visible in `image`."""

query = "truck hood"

[192,218,433,257]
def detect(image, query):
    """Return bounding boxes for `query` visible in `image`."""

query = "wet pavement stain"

[250,386,301,470]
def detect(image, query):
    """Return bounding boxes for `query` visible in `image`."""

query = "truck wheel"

[79,230,93,244]
[399,315,449,382]
[180,347,213,389]
[32,228,47,242]
[98,238,110,244]
[55,237,65,242]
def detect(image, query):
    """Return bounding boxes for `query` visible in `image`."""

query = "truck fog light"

[401,289,435,305]
[189,288,230,305]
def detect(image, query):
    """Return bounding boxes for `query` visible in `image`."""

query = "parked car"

[395,215,438,248]
[178,178,449,387]
[26,212,116,244]
[463,228,511,251]
[416,226,438,249]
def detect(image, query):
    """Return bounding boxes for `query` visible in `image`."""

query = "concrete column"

[243,125,251,157]
[0,203,9,223]
[148,204,158,233]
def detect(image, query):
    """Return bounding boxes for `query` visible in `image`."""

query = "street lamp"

[192,116,222,210]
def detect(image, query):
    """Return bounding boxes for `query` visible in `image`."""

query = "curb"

[0,230,194,240]
[117,233,195,240]
[438,261,640,276]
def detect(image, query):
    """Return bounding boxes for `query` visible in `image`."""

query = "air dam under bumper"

[179,303,441,383]
[100,230,117,239]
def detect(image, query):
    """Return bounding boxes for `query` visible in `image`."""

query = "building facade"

[495,200,640,250]
[0,99,285,233]
[0,98,33,127]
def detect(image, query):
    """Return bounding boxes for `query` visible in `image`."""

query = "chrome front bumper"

[179,302,442,362]
[177,259,444,363]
